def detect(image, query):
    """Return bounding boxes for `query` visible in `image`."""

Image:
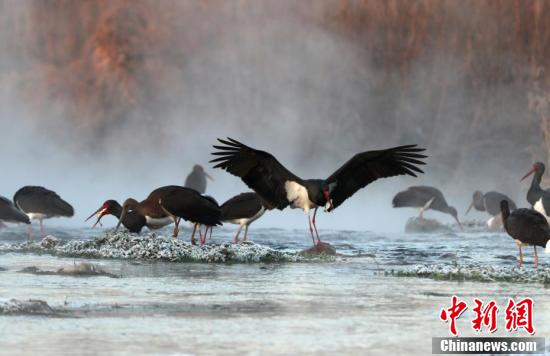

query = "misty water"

[1,223,549,355]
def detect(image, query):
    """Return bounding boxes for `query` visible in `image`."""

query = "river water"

[0,224,549,355]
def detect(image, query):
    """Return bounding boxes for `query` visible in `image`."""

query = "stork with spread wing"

[211,138,427,247]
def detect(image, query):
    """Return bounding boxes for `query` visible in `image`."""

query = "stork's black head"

[473,191,483,202]
[447,206,457,219]
[85,200,118,228]
[321,181,337,212]
[121,198,139,212]
[521,162,545,181]
[446,206,463,231]
[117,198,139,231]
[466,191,484,214]
[193,164,213,180]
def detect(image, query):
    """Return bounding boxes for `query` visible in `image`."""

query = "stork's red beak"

[85,207,108,228]
[455,217,464,232]
[521,166,537,181]
[465,201,474,215]
[323,190,334,212]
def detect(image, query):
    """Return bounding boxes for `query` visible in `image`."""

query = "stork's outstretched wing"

[326,145,427,210]
[211,138,301,210]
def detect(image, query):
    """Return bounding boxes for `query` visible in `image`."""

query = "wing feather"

[210,138,301,210]
[326,145,427,209]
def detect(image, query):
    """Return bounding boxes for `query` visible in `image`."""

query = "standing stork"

[501,200,550,269]
[157,186,222,245]
[520,162,550,222]
[184,164,213,194]
[86,200,147,233]
[221,192,266,243]
[13,186,74,238]
[466,190,516,228]
[392,186,462,230]
[116,187,176,237]
[211,138,426,247]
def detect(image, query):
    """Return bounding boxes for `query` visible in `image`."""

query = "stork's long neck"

[473,196,485,211]
[500,204,510,230]
[110,203,123,219]
[527,171,545,205]
[501,206,510,222]
[303,179,326,206]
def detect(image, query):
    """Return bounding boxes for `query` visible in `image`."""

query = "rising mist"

[1,1,549,231]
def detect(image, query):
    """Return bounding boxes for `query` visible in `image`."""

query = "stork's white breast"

[534,199,550,223]
[146,216,173,229]
[27,213,48,220]
[225,206,266,226]
[285,181,315,214]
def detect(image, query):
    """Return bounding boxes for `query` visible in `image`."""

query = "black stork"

[0,195,30,225]
[184,164,213,194]
[392,186,462,230]
[520,162,550,222]
[157,186,222,245]
[221,192,266,243]
[466,190,517,228]
[501,200,550,269]
[13,186,74,238]
[211,138,426,248]
[86,200,147,233]
[116,187,176,236]
[195,194,221,244]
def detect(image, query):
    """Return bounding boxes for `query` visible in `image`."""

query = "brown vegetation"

[2,0,550,189]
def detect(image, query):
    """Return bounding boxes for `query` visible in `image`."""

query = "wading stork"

[211,138,426,247]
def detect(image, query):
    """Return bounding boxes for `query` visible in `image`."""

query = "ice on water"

[1,226,550,355]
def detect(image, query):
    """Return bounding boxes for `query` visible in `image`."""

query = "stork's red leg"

[198,225,204,245]
[39,219,44,237]
[518,245,523,268]
[534,246,539,269]
[190,223,198,245]
[172,217,181,239]
[233,225,243,243]
[308,213,315,245]
[243,224,249,241]
[312,208,321,244]
[200,226,209,246]
[209,226,213,241]
[204,226,210,244]
[27,224,33,241]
